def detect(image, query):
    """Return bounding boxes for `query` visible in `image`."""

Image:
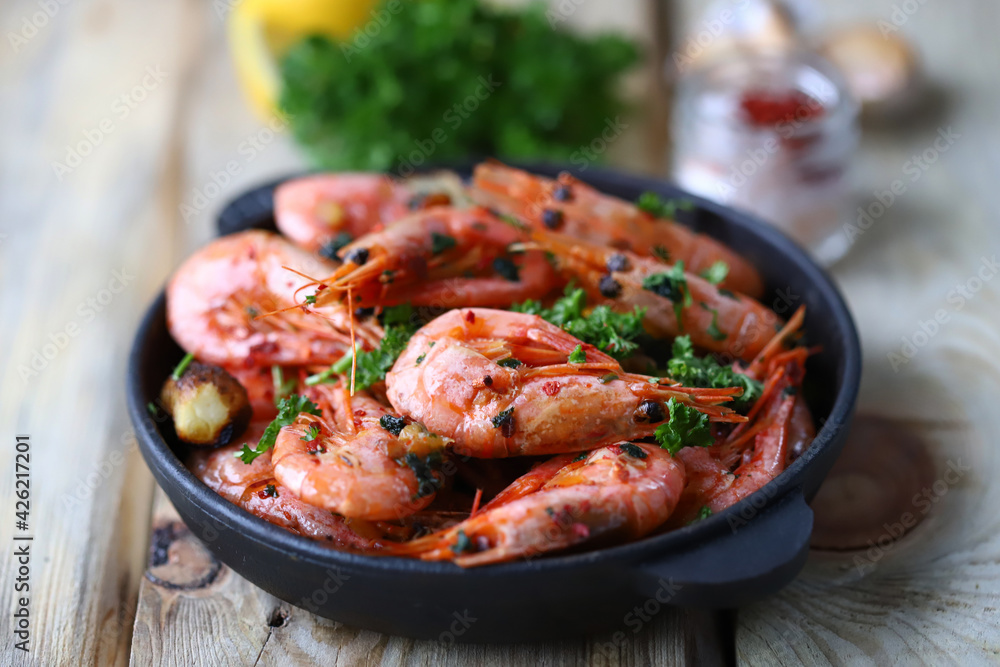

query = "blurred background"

[3,0,1000,664]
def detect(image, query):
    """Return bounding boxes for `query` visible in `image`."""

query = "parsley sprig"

[512,287,645,360]
[664,336,762,414]
[279,0,639,171]
[636,192,694,219]
[305,305,419,390]
[654,398,713,455]
[642,262,693,325]
[700,261,729,285]
[237,395,321,464]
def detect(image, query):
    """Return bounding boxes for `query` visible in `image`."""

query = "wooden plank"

[0,0,205,664]
[132,491,730,667]
[715,0,1000,661]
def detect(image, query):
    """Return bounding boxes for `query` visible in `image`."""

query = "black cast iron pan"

[127,163,861,642]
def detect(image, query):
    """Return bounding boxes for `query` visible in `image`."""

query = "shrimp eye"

[541,208,564,229]
[606,253,630,273]
[598,274,622,299]
[354,306,375,319]
[344,247,369,265]
[553,184,573,201]
[635,399,665,423]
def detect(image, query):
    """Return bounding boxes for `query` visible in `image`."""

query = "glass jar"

[672,49,859,265]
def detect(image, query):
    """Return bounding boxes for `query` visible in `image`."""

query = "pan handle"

[637,489,813,608]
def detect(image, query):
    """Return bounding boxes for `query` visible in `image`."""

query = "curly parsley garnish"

[636,192,694,219]
[404,450,444,500]
[300,424,320,442]
[642,262,692,326]
[491,407,515,437]
[699,261,729,285]
[430,232,457,255]
[654,398,713,456]
[379,414,406,436]
[305,305,419,389]
[665,336,761,414]
[451,529,474,554]
[619,442,648,459]
[568,344,586,363]
[237,395,322,464]
[512,287,645,360]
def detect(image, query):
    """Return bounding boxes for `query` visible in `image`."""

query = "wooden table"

[2,0,998,664]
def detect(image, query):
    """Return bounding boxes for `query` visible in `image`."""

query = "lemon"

[228,0,377,120]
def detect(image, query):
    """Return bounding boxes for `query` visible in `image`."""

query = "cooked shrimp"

[668,325,814,525]
[274,174,411,254]
[223,364,279,420]
[167,230,382,367]
[532,230,779,361]
[381,442,685,566]
[312,206,560,310]
[470,162,764,297]
[386,308,745,458]
[188,422,380,550]
[272,386,448,521]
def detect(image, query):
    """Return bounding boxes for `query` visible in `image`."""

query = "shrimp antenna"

[347,286,357,396]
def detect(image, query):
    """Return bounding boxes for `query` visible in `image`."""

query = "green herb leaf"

[511,287,646,360]
[308,308,420,390]
[301,424,320,442]
[451,529,473,554]
[319,232,354,260]
[619,442,647,459]
[430,232,457,255]
[171,352,195,380]
[654,398,714,455]
[491,407,514,428]
[700,303,728,341]
[700,261,729,285]
[278,0,639,171]
[379,414,406,436]
[664,336,761,413]
[304,293,317,305]
[272,365,297,405]
[405,449,444,500]
[636,192,693,219]
[651,245,671,262]
[492,257,520,282]
[237,395,322,464]
[642,261,692,326]
[599,373,619,384]
[568,344,586,363]
[264,484,278,498]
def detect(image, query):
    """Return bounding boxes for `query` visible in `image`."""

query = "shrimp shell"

[381,442,685,566]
